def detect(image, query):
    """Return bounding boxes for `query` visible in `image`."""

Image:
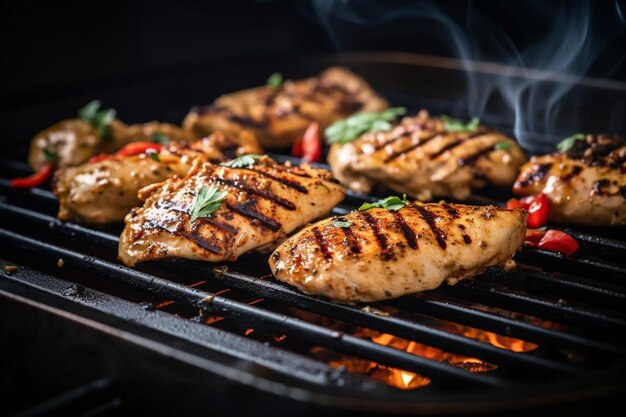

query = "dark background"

[1,0,625,149]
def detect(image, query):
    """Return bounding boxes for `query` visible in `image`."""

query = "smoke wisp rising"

[307,0,626,150]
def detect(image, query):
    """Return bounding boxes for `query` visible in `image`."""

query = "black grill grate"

[1,149,625,414]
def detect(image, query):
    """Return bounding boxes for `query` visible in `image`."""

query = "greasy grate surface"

[1,153,625,413]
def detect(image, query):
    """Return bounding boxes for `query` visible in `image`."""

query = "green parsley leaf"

[358,194,408,212]
[325,107,407,145]
[94,108,116,142]
[148,150,160,162]
[43,148,58,163]
[151,132,170,144]
[331,218,353,228]
[78,100,101,122]
[78,100,117,143]
[221,154,263,168]
[266,72,283,90]
[494,141,513,150]
[556,133,585,153]
[441,115,480,133]
[191,185,228,222]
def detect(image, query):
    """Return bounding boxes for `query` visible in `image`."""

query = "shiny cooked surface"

[183,67,389,149]
[270,203,526,302]
[53,131,261,224]
[514,134,626,226]
[28,119,193,169]
[328,110,526,201]
[118,156,345,266]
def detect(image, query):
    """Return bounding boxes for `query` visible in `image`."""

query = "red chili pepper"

[115,142,162,158]
[507,194,551,229]
[10,164,54,189]
[506,198,529,210]
[301,121,321,163]
[526,193,551,229]
[291,137,303,157]
[88,154,115,163]
[524,229,547,247]
[537,229,579,256]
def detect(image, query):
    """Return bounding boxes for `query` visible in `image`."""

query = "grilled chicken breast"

[513,134,626,226]
[118,156,345,266]
[29,119,193,169]
[183,67,388,149]
[270,202,526,302]
[328,110,526,201]
[53,131,261,224]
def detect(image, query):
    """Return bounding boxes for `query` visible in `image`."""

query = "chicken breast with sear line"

[270,202,526,302]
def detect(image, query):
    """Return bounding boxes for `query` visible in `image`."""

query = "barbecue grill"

[2,48,626,416]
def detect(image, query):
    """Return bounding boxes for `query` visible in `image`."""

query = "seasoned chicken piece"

[513,134,626,226]
[328,110,526,201]
[53,131,261,224]
[270,202,526,302]
[183,67,388,149]
[29,118,192,169]
[118,156,345,266]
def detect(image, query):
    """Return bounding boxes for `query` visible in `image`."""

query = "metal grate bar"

[388,295,623,355]
[0,228,503,388]
[441,279,626,332]
[0,202,615,362]
[211,269,582,377]
[479,267,626,309]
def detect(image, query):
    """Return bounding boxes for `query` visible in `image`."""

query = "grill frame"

[2,53,626,414]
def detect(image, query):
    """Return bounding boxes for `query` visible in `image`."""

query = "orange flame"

[313,322,535,390]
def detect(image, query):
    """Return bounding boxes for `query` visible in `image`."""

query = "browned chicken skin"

[183,67,389,149]
[513,134,626,226]
[118,156,345,266]
[29,119,193,169]
[270,202,526,303]
[328,110,526,201]
[53,131,261,224]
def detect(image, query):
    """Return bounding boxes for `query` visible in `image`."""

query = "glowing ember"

[446,323,537,352]
[311,324,523,390]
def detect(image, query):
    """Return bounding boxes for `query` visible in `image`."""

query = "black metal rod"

[441,280,626,332]
[212,269,582,377]
[390,295,623,355]
[1,202,615,361]
[0,228,502,388]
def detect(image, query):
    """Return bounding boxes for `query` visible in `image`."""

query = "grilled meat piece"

[53,131,261,224]
[513,134,626,226]
[29,119,193,169]
[183,67,388,149]
[328,110,526,201]
[270,202,526,302]
[118,156,345,266]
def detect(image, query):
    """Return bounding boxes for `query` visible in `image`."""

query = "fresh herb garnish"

[358,194,408,212]
[43,148,58,163]
[151,132,170,144]
[441,115,480,133]
[148,150,160,162]
[78,100,116,142]
[331,218,353,228]
[556,133,585,153]
[221,154,263,168]
[266,72,283,90]
[325,107,407,145]
[191,185,228,222]
[494,141,513,150]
